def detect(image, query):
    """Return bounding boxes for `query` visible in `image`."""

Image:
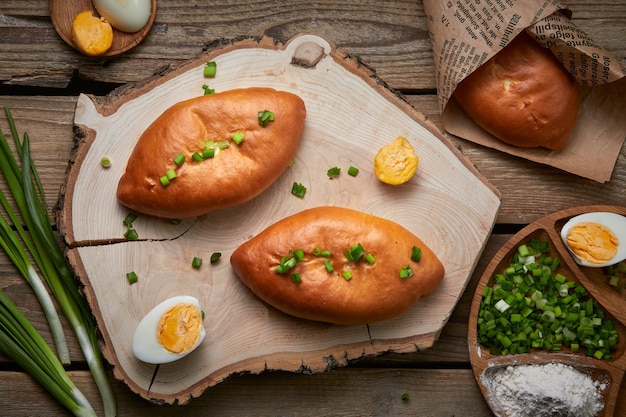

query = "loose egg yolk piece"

[566,222,619,264]
[71,11,113,57]
[374,136,419,185]
[156,303,202,354]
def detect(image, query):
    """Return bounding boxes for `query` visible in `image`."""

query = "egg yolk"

[71,11,113,57]
[566,222,619,264]
[156,303,202,354]
[374,136,419,185]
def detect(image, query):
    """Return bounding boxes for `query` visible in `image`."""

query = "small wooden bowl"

[49,0,157,57]
[469,205,626,417]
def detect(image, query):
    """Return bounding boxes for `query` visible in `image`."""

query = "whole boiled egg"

[560,212,626,268]
[92,0,152,33]
[132,295,206,364]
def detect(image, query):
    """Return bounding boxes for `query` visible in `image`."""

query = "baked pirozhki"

[116,88,306,218]
[230,206,445,325]
[452,32,579,151]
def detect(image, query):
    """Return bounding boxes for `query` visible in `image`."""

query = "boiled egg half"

[132,295,206,364]
[560,212,626,268]
[92,0,152,33]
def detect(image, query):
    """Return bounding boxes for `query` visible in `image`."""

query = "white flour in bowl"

[482,362,606,417]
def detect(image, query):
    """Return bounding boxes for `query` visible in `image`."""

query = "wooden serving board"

[468,206,626,417]
[59,34,501,404]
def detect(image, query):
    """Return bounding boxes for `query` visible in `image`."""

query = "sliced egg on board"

[92,0,152,33]
[560,212,626,268]
[132,295,206,364]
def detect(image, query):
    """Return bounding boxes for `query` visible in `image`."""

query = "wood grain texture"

[1,1,622,90]
[58,34,500,404]
[0,368,495,417]
[0,1,624,414]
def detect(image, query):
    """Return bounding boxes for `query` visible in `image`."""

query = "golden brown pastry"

[116,88,306,218]
[230,206,445,325]
[452,32,579,150]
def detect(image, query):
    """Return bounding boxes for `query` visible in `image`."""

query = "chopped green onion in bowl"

[476,238,619,359]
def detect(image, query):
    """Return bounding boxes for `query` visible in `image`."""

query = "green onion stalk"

[0,193,70,364]
[0,108,116,416]
[0,290,96,417]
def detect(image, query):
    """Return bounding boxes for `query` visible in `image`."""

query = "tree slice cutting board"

[59,34,501,404]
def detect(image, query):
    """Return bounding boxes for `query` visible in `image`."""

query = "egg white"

[93,0,152,33]
[560,212,626,268]
[132,295,206,364]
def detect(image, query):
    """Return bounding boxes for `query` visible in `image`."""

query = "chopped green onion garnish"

[342,270,353,280]
[174,152,185,166]
[166,169,176,180]
[203,61,217,77]
[210,252,222,263]
[202,148,215,159]
[365,253,376,265]
[313,248,332,257]
[258,110,275,127]
[160,175,170,186]
[126,271,138,284]
[204,140,215,149]
[349,243,365,262]
[324,260,334,272]
[411,246,422,262]
[291,182,307,198]
[218,141,229,150]
[291,273,302,283]
[327,166,341,177]
[495,299,510,313]
[123,212,138,228]
[293,249,305,260]
[348,166,359,176]
[477,238,618,359]
[191,152,202,162]
[192,257,203,268]
[399,265,414,278]
[232,131,245,145]
[276,255,298,274]
[202,84,215,95]
[100,156,111,168]
[124,228,139,240]
[517,244,530,257]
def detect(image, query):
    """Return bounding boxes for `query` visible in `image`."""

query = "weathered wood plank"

[0,0,432,89]
[0,368,494,416]
[0,1,624,91]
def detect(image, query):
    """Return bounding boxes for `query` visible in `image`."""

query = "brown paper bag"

[423,0,626,182]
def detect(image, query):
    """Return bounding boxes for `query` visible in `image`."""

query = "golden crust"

[230,206,445,325]
[453,32,579,150]
[116,88,306,218]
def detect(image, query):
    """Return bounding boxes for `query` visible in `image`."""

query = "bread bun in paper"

[453,32,579,151]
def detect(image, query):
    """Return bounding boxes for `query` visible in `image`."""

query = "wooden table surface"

[0,1,624,416]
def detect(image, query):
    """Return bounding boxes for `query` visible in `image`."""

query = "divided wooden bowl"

[469,205,626,417]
